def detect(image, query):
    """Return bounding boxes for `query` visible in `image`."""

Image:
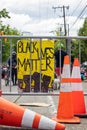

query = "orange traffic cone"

[52,55,80,123]
[71,58,87,117]
[0,97,65,130]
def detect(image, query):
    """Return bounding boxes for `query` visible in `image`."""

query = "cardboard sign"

[17,39,54,92]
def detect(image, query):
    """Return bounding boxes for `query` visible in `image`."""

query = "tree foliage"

[0,8,21,63]
[78,17,87,63]
[55,18,87,64]
[0,8,10,19]
[54,27,66,52]
[2,25,21,63]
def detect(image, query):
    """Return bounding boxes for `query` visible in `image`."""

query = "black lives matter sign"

[17,40,54,92]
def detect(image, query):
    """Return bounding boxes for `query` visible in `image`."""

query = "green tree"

[54,27,66,52]
[78,17,87,63]
[71,40,80,62]
[0,8,21,63]
[78,18,87,36]
[2,24,21,63]
[0,8,10,19]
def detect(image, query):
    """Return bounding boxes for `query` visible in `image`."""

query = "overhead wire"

[70,0,84,16]
[69,5,87,31]
[37,0,87,35]
[80,7,87,19]
[66,0,87,35]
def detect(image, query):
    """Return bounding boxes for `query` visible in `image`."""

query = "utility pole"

[52,5,70,53]
[63,5,67,36]
[52,5,69,36]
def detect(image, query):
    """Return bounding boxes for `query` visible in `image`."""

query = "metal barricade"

[0,35,87,95]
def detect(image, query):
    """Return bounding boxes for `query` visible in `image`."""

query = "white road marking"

[47,96,57,116]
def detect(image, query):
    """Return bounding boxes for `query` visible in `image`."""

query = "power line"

[70,0,84,16]
[80,5,87,19]
[69,5,87,31]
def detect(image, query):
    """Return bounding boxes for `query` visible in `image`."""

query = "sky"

[0,0,87,36]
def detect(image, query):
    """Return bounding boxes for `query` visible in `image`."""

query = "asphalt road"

[0,79,87,130]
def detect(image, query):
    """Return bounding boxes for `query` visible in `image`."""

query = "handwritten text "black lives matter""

[17,41,54,71]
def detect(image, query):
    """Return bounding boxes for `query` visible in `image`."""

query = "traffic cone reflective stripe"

[22,110,43,129]
[71,58,87,117]
[0,97,65,130]
[38,115,65,130]
[19,108,65,130]
[52,55,80,123]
